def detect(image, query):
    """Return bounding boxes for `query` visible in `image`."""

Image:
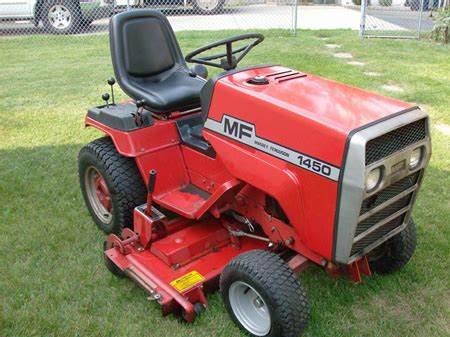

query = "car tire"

[192,0,225,15]
[220,250,310,337]
[42,0,82,34]
[78,137,147,234]
[369,218,417,275]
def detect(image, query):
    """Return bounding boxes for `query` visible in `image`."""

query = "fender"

[85,116,180,157]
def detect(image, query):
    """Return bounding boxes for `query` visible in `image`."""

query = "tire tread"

[370,219,417,274]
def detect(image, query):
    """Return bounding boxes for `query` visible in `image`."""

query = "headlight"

[409,147,423,169]
[366,167,383,192]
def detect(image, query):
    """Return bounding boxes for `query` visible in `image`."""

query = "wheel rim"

[195,0,220,11]
[229,281,271,336]
[48,4,72,30]
[85,166,113,224]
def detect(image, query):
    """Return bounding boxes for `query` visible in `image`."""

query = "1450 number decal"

[298,155,332,177]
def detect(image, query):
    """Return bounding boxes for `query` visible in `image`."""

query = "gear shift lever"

[107,77,116,105]
[102,93,110,107]
[132,99,145,126]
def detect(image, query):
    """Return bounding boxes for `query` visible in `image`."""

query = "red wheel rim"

[94,173,112,212]
[85,166,113,224]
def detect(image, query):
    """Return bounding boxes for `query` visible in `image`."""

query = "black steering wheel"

[185,33,264,71]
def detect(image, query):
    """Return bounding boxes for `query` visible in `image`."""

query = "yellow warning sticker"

[170,270,205,292]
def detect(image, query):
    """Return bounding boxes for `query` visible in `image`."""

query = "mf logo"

[223,117,254,139]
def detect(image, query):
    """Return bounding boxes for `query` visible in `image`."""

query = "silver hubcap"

[229,281,271,336]
[195,0,220,11]
[48,4,72,29]
[84,166,113,224]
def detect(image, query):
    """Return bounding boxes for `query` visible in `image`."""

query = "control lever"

[107,77,116,105]
[132,99,145,126]
[146,169,157,216]
[102,93,110,108]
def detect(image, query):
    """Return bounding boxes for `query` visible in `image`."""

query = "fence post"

[359,0,367,38]
[292,0,299,35]
[417,0,425,39]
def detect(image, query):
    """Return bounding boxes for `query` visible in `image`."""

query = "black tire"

[220,250,310,337]
[103,241,126,278]
[192,0,225,15]
[42,0,82,34]
[78,137,147,234]
[369,218,417,275]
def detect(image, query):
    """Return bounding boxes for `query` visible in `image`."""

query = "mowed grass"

[0,30,449,337]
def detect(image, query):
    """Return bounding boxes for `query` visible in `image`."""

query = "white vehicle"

[0,0,113,33]
[114,0,226,15]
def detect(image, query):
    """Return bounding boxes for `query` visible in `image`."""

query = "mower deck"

[105,218,267,322]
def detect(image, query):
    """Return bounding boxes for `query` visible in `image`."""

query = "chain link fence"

[0,0,298,36]
[359,0,448,38]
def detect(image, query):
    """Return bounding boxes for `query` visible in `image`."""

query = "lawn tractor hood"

[204,65,431,264]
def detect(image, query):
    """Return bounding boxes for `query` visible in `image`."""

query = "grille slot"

[355,195,412,236]
[351,215,404,256]
[365,118,426,165]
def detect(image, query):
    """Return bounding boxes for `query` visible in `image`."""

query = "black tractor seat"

[109,10,205,115]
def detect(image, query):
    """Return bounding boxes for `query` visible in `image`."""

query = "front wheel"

[220,250,310,337]
[42,0,82,34]
[192,0,225,15]
[369,218,417,274]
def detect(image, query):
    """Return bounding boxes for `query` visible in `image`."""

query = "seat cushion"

[131,69,205,113]
[123,18,174,77]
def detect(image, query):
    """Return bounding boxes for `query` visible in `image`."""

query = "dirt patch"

[347,61,365,66]
[382,84,404,93]
[333,52,353,59]
[325,44,341,49]
[436,123,450,136]
[364,71,381,77]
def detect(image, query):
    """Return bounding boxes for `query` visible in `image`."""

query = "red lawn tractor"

[78,9,431,337]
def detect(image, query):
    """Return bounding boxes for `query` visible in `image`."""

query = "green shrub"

[431,8,450,44]
[379,0,392,5]
[352,0,361,5]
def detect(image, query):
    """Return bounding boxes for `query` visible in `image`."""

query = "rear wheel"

[78,137,147,234]
[369,218,417,274]
[220,250,310,337]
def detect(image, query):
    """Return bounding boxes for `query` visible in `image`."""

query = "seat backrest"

[109,10,187,97]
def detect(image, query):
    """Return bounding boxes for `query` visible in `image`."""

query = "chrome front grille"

[334,108,431,264]
[349,119,428,259]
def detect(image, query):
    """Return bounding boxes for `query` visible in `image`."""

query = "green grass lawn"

[0,30,449,337]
